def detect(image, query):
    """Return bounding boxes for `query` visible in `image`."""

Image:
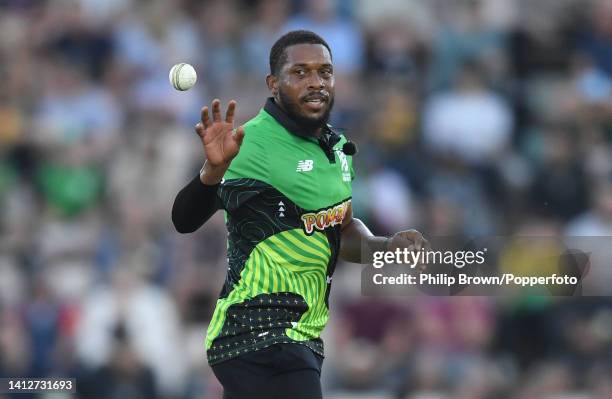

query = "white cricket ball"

[169,63,197,91]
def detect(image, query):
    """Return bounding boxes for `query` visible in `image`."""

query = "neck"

[311,126,323,138]
[272,97,325,138]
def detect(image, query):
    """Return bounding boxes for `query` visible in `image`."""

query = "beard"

[278,89,334,132]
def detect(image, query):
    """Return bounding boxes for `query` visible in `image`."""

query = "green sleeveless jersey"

[205,99,354,365]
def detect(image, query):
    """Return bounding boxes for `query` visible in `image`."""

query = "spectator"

[75,268,188,396]
[422,62,513,166]
[78,323,158,399]
[283,0,365,74]
[576,0,612,77]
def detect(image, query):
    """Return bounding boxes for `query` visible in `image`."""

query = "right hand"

[196,99,245,184]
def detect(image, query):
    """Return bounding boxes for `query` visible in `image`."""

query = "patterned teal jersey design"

[205,103,354,365]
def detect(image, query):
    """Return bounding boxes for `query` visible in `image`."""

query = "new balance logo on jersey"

[296,160,314,172]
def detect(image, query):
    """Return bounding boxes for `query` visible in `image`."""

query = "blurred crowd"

[1,0,612,398]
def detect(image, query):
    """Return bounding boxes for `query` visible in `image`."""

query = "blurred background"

[1,0,612,397]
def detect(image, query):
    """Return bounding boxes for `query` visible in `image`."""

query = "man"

[172,30,427,399]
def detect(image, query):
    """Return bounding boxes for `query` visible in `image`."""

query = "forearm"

[171,174,220,234]
[339,218,388,263]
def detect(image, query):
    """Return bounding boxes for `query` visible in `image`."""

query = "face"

[267,43,335,131]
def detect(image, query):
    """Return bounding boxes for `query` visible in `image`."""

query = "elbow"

[172,219,193,234]
[171,184,217,233]
[171,206,197,234]
[172,206,209,234]
[173,222,197,234]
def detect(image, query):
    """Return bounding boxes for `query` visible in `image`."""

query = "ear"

[266,74,278,97]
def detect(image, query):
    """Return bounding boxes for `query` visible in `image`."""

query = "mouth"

[302,93,328,112]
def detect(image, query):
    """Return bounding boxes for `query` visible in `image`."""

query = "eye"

[294,69,306,77]
[320,69,333,78]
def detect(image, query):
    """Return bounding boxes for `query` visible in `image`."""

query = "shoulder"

[224,111,272,181]
[243,109,279,139]
[333,131,356,181]
[332,131,354,159]
[234,110,274,154]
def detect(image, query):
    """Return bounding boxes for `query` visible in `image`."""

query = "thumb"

[233,125,245,146]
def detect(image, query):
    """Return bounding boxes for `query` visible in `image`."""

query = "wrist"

[366,236,392,253]
[199,161,228,185]
[384,236,393,251]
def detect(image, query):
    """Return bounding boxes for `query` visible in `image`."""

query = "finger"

[398,235,414,250]
[195,122,204,137]
[201,106,211,129]
[414,237,422,252]
[212,99,221,123]
[404,230,423,251]
[233,125,245,146]
[225,100,236,124]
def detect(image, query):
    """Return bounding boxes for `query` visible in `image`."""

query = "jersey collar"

[263,97,342,163]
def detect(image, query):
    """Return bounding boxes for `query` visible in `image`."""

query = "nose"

[307,73,325,90]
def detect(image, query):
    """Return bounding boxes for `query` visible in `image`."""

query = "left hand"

[387,229,430,271]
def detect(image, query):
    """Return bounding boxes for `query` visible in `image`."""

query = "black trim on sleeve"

[171,175,221,233]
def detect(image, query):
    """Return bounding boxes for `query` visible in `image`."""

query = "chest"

[269,140,352,211]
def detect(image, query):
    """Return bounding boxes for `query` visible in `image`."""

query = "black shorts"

[211,343,324,399]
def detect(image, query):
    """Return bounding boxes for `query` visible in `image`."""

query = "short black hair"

[269,30,332,75]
